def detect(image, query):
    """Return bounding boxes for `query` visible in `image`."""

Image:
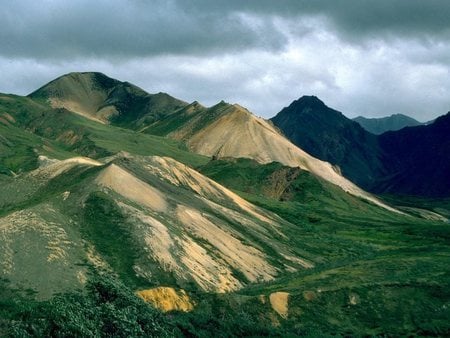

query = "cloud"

[0,0,288,59]
[0,1,449,122]
[177,0,450,42]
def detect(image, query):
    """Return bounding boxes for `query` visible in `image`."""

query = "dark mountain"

[272,96,450,197]
[271,96,385,190]
[377,113,450,197]
[353,114,423,135]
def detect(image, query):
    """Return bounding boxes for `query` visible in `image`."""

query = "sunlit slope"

[146,101,397,211]
[29,72,187,127]
[0,153,313,298]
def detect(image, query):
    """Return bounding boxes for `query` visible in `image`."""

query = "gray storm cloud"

[0,0,449,121]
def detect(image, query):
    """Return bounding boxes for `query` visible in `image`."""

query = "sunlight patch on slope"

[96,164,167,212]
[137,287,194,312]
[118,202,178,272]
[46,73,118,124]
[145,156,279,225]
[117,202,243,292]
[32,155,102,179]
[176,205,277,283]
[179,235,242,292]
[176,105,399,212]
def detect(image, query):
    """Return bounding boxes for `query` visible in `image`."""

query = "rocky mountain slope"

[353,114,423,134]
[143,99,396,210]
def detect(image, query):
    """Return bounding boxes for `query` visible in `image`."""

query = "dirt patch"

[349,293,360,305]
[32,156,102,180]
[269,292,289,318]
[137,287,194,312]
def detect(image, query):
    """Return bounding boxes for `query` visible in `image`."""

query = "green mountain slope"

[0,92,208,169]
[199,157,450,336]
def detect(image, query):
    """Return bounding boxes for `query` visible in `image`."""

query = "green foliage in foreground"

[0,275,282,338]
[1,275,171,337]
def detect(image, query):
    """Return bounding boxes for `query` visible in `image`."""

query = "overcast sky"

[1,0,450,121]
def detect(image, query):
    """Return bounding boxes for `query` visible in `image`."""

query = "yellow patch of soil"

[137,287,194,312]
[269,292,289,318]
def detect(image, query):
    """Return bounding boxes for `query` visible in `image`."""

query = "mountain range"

[271,96,450,197]
[1,72,449,336]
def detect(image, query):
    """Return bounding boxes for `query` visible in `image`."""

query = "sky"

[1,1,450,121]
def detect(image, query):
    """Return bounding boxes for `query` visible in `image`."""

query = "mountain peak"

[291,95,326,108]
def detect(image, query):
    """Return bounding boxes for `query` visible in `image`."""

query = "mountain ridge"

[29,72,187,128]
[272,95,450,197]
[28,72,395,210]
[353,113,423,134]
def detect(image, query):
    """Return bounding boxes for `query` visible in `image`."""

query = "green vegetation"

[0,91,449,336]
[0,274,285,337]
[0,94,208,171]
[200,158,450,335]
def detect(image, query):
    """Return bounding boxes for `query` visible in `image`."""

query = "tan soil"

[96,164,167,212]
[137,287,194,312]
[269,291,290,318]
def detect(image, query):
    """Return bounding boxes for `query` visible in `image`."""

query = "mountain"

[272,96,450,198]
[271,96,384,190]
[0,91,207,172]
[0,152,314,298]
[2,73,449,336]
[377,113,450,197]
[29,74,393,210]
[29,72,187,128]
[353,114,423,134]
[142,99,395,211]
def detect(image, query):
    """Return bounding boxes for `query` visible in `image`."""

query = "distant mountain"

[29,72,187,128]
[272,96,450,197]
[353,114,423,135]
[271,96,385,190]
